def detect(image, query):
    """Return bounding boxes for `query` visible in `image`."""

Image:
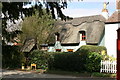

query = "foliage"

[76,45,107,60]
[85,52,102,72]
[2,1,69,21]
[92,72,116,78]
[76,45,107,54]
[20,9,55,47]
[48,52,102,72]
[26,47,102,72]
[2,1,71,43]
[2,2,24,42]
[2,45,26,69]
[76,45,117,61]
[29,50,50,70]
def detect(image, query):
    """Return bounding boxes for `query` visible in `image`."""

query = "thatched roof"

[106,11,120,23]
[52,15,106,44]
[20,38,36,52]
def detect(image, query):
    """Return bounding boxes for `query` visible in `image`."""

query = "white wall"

[63,41,86,52]
[48,41,86,52]
[105,23,119,58]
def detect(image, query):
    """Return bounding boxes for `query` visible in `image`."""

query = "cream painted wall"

[105,23,119,58]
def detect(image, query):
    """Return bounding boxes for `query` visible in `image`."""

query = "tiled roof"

[106,11,120,23]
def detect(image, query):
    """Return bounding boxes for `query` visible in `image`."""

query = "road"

[1,69,116,80]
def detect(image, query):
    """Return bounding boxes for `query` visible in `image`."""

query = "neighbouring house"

[104,0,120,58]
[47,1,120,58]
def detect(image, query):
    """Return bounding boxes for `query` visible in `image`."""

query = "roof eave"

[105,21,120,24]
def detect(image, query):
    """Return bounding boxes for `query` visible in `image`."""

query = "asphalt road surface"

[1,69,116,80]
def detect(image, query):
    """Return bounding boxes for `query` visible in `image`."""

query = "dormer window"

[55,32,60,41]
[79,31,86,41]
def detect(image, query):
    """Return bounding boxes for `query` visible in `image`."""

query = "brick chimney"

[116,0,120,10]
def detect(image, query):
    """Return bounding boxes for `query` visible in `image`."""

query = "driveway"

[1,69,116,80]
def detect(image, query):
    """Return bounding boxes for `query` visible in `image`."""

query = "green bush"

[48,52,102,72]
[76,45,107,55]
[85,52,102,72]
[48,52,82,71]
[2,45,25,69]
[29,50,50,70]
[28,45,105,72]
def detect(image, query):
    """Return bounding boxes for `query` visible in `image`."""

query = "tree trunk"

[36,37,39,50]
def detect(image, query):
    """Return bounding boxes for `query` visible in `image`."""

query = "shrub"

[48,52,80,71]
[85,52,102,72]
[29,50,50,70]
[2,45,25,69]
[76,45,107,55]
[28,45,104,72]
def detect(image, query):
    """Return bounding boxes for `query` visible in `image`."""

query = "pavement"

[1,69,117,80]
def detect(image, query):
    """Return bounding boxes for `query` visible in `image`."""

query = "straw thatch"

[20,38,36,52]
[51,15,106,45]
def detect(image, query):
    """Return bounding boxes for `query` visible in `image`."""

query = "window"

[55,32,60,41]
[79,31,86,41]
[67,49,73,52]
[41,47,48,50]
[56,49,61,52]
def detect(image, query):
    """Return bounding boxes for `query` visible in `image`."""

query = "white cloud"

[62,8,101,18]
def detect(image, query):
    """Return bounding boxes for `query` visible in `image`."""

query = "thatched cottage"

[47,1,120,58]
[48,15,106,52]
[47,2,107,52]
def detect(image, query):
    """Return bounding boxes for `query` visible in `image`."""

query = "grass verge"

[91,72,116,78]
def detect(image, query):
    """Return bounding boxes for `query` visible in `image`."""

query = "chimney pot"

[116,0,120,9]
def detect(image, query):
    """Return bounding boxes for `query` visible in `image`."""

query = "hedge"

[48,52,102,72]
[76,45,107,55]
[28,45,105,72]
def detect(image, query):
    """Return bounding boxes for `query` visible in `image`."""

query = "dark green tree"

[1,1,73,43]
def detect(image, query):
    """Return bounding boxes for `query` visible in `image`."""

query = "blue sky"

[62,1,116,18]
[24,1,116,18]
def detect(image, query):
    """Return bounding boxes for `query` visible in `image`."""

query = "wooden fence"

[100,60,117,73]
